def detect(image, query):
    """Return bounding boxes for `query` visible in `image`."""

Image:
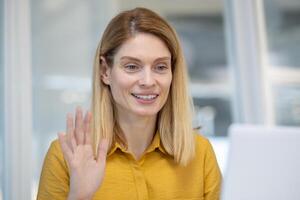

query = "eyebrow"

[120,56,171,63]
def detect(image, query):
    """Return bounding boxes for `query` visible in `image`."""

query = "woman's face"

[102,33,172,118]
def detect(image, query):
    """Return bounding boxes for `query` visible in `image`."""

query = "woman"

[37,7,221,200]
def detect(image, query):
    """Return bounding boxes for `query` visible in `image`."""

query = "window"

[168,14,231,137]
[264,0,300,126]
[0,0,4,198]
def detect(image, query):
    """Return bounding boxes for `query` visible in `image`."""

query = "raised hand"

[58,107,108,200]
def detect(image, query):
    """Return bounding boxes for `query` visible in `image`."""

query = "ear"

[100,56,111,85]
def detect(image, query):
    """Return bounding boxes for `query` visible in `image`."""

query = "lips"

[131,93,159,100]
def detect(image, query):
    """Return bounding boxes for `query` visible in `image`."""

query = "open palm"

[58,107,108,200]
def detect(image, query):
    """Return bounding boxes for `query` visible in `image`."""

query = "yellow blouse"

[37,133,222,200]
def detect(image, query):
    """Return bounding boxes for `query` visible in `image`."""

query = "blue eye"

[124,64,140,72]
[154,65,169,73]
[157,65,167,70]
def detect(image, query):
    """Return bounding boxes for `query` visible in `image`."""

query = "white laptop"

[221,124,300,200]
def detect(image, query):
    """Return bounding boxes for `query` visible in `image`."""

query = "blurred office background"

[1,0,300,199]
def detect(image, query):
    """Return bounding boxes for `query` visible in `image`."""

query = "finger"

[83,111,92,145]
[58,132,73,162]
[97,139,109,164]
[71,135,77,151]
[66,113,75,152]
[75,106,84,145]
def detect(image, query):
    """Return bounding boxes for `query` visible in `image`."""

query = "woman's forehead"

[114,33,171,62]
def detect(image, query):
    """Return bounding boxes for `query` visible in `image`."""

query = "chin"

[133,109,159,117]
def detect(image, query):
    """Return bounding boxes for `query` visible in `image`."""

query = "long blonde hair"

[91,7,195,166]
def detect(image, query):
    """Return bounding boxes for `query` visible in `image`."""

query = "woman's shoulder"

[38,139,69,199]
[41,138,69,175]
[193,130,210,147]
[48,139,62,153]
[44,139,65,164]
[192,130,216,157]
[191,131,222,197]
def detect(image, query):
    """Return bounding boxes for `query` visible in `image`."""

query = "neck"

[117,112,157,160]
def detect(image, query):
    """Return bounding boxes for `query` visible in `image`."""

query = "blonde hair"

[91,7,195,166]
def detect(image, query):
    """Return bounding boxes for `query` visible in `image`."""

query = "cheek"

[163,75,172,92]
[159,76,172,103]
[110,73,133,95]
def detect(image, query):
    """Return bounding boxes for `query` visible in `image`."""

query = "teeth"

[133,94,157,100]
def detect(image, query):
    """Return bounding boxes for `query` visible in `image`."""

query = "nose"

[139,68,155,87]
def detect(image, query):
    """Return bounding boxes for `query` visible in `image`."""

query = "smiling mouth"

[131,93,159,100]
